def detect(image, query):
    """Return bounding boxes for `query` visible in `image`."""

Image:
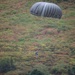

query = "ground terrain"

[0,0,75,75]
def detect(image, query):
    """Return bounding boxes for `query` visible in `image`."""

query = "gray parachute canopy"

[30,2,62,19]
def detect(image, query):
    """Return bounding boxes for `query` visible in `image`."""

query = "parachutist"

[35,51,38,58]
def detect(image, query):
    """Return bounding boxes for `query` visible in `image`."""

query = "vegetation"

[0,0,75,75]
[0,57,15,73]
[68,66,75,75]
[28,64,50,75]
[51,63,70,75]
[43,0,75,3]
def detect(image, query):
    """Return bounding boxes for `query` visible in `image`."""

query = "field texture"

[0,0,75,75]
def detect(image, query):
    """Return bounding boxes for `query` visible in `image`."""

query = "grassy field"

[0,0,75,75]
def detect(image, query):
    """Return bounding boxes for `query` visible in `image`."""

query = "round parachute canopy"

[30,2,62,19]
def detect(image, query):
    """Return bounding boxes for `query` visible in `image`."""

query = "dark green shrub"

[0,57,15,73]
[51,63,69,75]
[56,0,62,2]
[29,69,44,75]
[68,66,75,75]
[28,64,50,75]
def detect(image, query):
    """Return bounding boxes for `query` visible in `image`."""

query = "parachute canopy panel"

[30,2,62,19]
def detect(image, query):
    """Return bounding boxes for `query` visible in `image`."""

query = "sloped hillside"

[0,0,75,75]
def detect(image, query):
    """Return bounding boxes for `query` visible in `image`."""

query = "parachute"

[30,2,62,19]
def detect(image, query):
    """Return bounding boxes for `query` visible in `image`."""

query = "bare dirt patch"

[64,16,75,20]
[35,28,60,39]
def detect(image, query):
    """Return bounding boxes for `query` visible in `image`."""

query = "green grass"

[0,4,9,10]
[0,0,75,75]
